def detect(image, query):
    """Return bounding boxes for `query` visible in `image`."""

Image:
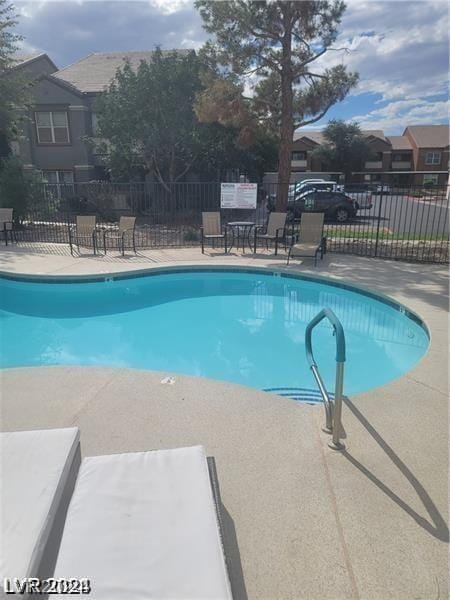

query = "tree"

[0,0,31,158]
[311,120,375,182]
[195,0,358,209]
[0,156,44,221]
[93,48,274,187]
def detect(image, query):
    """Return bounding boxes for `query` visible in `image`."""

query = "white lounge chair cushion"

[53,445,232,599]
[0,427,80,582]
[291,242,320,256]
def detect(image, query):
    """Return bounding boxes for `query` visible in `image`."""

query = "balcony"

[364,161,382,169]
[391,161,411,169]
[291,160,307,168]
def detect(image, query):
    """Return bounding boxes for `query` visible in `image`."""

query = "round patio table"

[227,221,255,253]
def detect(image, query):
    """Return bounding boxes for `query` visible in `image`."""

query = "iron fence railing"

[6,181,450,263]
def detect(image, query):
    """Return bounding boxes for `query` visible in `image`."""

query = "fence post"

[373,191,384,258]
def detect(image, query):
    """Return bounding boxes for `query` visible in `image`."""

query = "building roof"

[11,52,58,71]
[404,124,449,148]
[293,130,324,144]
[386,135,413,150]
[294,129,388,144]
[53,50,191,93]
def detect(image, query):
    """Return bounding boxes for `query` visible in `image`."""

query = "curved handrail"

[305,308,346,450]
[305,307,346,366]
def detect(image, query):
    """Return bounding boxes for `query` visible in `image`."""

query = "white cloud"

[14,0,449,134]
[352,98,450,131]
[311,0,449,131]
[149,0,192,15]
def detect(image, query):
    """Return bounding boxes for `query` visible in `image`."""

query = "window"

[425,151,441,165]
[43,170,74,185]
[292,151,306,161]
[43,170,74,199]
[423,173,439,185]
[91,112,98,134]
[35,111,70,144]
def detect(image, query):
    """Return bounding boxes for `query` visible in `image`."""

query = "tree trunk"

[276,14,294,211]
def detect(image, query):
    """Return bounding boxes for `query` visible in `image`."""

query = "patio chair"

[287,212,326,266]
[52,445,233,599]
[201,211,228,253]
[253,212,287,255]
[68,216,98,256]
[103,216,137,255]
[0,207,17,246]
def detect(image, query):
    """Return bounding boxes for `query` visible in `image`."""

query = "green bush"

[184,230,199,242]
[0,156,44,222]
[423,179,435,189]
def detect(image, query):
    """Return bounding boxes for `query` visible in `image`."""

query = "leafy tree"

[93,48,275,188]
[0,155,44,221]
[311,119,375,182]
[0,0,31,158]
[195,0,358,209]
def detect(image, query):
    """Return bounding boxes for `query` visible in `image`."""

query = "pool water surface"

[0,270,429,400]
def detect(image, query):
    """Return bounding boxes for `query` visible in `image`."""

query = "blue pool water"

[0,270,429,399]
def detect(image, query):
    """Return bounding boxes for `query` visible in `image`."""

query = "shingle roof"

[294,129,388,144]
[13,52,43,65]
[53,50,190,93]
[404,125,449,148]
[11,52,57,71]
[293,130,325,144]
[386,135,413,150]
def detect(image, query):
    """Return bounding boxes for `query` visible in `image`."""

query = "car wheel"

[334,207,350,223]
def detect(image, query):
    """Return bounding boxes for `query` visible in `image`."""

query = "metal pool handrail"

[305,308,346,450]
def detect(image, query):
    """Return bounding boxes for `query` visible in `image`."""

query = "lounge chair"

[53,445,233,599]
[287,212,326,266]
[103,216,137,255]
[0,428,81,589]
[253,211,287,255]
[201,211,228,253]
[68,215,98,255]
[0,208,17,246]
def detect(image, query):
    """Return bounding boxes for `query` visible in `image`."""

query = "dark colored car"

[343,183,372,193]
[269,190,358,223]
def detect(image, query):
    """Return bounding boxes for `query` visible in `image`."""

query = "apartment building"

[291,125,449,185]
[11,50,187,186]
[9,52,450,187]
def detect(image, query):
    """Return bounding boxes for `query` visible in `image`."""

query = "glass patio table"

[227,221,255,253]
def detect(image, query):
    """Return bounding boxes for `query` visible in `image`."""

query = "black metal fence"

[8,181,450,263]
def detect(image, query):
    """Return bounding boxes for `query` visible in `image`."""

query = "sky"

[13,0,450,135]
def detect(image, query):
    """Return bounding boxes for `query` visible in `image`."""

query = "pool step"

[263,387,334,404]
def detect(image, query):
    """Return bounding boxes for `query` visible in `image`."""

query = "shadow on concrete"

[221,504,248,600]
[314,256,448,311]
[207,457,248,600]
[342,396,449,542]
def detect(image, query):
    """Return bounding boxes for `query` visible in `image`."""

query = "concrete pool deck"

[0,243,448,600]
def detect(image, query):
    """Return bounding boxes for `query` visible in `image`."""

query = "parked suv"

[291,180,343,196]
[270,190,358,223]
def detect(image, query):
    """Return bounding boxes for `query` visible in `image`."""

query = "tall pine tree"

[195,1,358,209]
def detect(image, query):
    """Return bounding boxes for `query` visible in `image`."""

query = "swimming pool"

[0,269,429,400]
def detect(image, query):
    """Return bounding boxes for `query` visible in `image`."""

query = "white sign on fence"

[220,183,257,209]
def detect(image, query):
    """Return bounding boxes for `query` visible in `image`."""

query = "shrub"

[184,230,199,242]
[0,156,44,222]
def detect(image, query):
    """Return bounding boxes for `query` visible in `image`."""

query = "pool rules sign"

[220,183,257,209]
